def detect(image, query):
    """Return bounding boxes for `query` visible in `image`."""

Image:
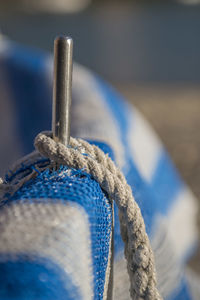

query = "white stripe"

[127,108,162,182]
[0,201,94,300]
[113,254,131,300]
[151,188,198,298]
[151,217,182,298]
[165,187,198,259]
[73,63,126,169]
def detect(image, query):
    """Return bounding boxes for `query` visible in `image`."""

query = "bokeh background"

[0,0,200,269]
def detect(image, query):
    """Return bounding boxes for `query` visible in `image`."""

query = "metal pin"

[52,36,73,146]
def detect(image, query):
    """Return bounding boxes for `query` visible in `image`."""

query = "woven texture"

[0,162,112,299]
[0,38,199,299]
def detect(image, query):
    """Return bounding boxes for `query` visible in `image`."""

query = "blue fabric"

[5,161,112,299]
[2,44,51,154]
[168,280,192,300]
[0,255,80,300]
[0,40,199,299]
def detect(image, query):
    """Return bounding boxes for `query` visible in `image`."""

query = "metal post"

[52,36,73,145]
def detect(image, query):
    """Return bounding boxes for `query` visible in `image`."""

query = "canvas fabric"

[0,38,199,299]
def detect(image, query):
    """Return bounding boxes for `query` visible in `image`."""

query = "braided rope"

[34,132,162,300]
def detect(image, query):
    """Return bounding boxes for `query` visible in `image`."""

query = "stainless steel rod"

[52,36,73,145]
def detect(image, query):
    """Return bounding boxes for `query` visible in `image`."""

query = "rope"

[34,132,162,300]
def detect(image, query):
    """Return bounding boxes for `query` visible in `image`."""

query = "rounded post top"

[54,36,73,47]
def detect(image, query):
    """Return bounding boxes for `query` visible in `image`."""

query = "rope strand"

[34,132,162,300]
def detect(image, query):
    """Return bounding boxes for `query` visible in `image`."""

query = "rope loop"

[34,131,162,300]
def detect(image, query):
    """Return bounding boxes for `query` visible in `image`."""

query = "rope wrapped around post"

[34,131,162,300]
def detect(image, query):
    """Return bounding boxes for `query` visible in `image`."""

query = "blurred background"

[1,0,200,259]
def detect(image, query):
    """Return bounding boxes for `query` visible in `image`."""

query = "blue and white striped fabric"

[0,37,199,300]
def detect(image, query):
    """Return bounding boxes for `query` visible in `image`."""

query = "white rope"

[34,132,162,300]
